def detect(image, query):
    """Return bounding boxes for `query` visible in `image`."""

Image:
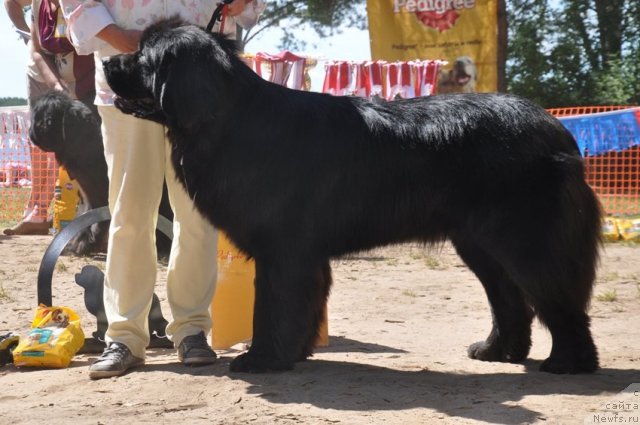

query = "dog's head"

[451,56,477,89]
[103,17,241,129]
[50,308,70,328]
[437,56,478,94]
[29,91,101,160]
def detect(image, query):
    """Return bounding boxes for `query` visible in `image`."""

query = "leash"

[206,0,235,33]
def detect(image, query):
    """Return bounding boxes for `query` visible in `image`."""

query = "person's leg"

[96,106,165,359]
[163,135,218,362]
[3,77,55,236]
[26,148,56,221]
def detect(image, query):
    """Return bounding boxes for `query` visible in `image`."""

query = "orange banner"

[366,0,498,93]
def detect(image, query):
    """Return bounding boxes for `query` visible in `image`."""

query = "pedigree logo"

[393,0,477,32]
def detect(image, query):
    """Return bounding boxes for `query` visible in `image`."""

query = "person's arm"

[4,0,32,42]
[58,0,117,54]
[234,0,266,29]
[29,15,67,91]
[95,24,141,53]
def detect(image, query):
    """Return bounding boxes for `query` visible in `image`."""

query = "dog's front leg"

[230,257,332,373]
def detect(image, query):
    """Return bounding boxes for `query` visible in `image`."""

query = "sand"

[1,235,639,424]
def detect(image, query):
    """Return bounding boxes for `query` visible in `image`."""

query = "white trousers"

[98,106,218,359]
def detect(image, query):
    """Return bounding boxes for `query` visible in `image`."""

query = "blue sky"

[0,9,371,98]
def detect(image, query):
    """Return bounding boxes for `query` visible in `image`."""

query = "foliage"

[244,0,367,51]
[506,0,640,107]
[0,97,28,107]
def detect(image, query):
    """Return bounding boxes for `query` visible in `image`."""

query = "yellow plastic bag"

[602,217,620,242]
[13,305,85,368]
[52,166,80,235]
[617,217,640,242]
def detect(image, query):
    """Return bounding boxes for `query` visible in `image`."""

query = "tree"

[0,97,28,107]
[505,0,553,105]
[506,0,640,107]
[242,0,367,50]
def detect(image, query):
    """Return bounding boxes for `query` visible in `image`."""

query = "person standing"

[3,0,49,235]
[58,0,265,379]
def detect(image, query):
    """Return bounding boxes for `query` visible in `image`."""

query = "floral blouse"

[58,0,265,104]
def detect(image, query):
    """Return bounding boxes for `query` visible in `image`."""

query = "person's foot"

[89,342,144,379]
[3,220,50,236]
[178,331,217,366]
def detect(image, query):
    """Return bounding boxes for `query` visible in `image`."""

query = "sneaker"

[89,342,145,379]
[178,331,217,366]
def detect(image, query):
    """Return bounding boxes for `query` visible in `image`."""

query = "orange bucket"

[211,233,328,349]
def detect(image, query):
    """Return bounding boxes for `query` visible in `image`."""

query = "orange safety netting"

[546,105,635,117]
[0,107,58,227]
[547,106,640,216]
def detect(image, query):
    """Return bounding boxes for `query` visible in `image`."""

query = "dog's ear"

[59,103,101,157]
[155,55,218,128]
[29,92,68,151]
[153,36,234,129]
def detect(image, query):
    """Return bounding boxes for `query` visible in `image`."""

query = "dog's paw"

[539,351,598,374]
[229,352,294,373]
[467,339,529,363]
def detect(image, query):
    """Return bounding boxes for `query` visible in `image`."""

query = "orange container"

[211,233,328,349]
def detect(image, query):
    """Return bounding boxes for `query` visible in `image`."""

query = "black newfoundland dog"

[29,92,110,255]
[103,18,602,374]
[29,91,173,256]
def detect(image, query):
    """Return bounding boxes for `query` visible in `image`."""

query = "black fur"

[103,18,603,374]
[29,91,109,255]
[29,91,173,257]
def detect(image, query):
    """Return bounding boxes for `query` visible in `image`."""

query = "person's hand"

[97,24,142,53]
[52,81,69,93]
[225,0,247,17]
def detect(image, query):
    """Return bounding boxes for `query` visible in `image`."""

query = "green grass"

[402,289,418,298]
[0,282,12,301]
[0,187,33,228]
[598,272,621,283]
[0,186,57,229]
[596,289,618,302]
[424,256,443,270]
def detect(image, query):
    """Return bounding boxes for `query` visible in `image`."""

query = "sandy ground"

[0,235,639,425]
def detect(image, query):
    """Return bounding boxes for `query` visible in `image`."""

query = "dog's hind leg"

[535,299,598,373]
[452,237,534,364]
[502,248,598,374]
[521,181,600,373]
[230,257,332,373]
[474,181,600,373]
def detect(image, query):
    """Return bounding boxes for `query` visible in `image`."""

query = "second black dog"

[30,92,109,255]
[29,91,173,256]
